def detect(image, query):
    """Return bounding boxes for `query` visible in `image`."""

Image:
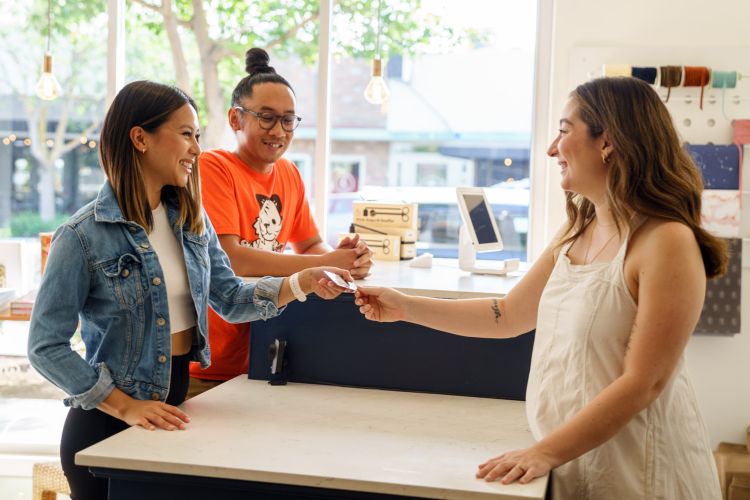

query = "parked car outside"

[325,180,529,260]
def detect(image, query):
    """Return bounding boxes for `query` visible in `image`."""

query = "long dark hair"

[558,77,727,278]
[99,80,204,234]
[230,47,294,106]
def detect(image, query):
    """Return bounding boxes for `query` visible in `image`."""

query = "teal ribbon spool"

[711,71,738,89]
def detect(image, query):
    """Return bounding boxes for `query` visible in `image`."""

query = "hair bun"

[245,47,275,76]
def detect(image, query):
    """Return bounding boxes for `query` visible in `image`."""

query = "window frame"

[527,0,556,262]
[107,0,551,261]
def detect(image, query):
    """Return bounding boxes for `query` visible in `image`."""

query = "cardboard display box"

[340,233,401,262]
[352,202,418,230]
[350,223,418,244]
[715,442,750,499]
[0,239,36,293]
[728,474,750,500]
[400,242,416,259]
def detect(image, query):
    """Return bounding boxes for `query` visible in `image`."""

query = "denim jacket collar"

[93,182,129,224]
[94,181,206,240]
[94,182,186,233]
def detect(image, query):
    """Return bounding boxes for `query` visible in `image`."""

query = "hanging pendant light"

[363,0,389,105]
[364,59,389,105]
[35,0,62,101]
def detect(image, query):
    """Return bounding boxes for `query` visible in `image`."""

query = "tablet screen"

[462,193,499,245]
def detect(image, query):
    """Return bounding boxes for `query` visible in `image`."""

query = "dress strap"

[560,238,576,257]
[614,214,648,262]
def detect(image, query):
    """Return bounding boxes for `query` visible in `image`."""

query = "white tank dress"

[526,237,721,499]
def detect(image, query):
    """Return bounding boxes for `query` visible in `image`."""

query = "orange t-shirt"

[190,149,319,380]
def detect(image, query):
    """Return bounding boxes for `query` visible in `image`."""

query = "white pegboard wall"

[569,46,750,145]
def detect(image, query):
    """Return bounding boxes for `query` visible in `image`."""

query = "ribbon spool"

[712,71,739,119]
[603,64,632,77]
[734,120,750,195]
[712,71,738,89]
[683,66,711,109]
[631,67,658,84]
[660,66,682,102]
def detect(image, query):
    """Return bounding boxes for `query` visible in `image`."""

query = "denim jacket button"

[152,277,162,286]
[151,392,160,401]
[158,355,167,363]
[156,317,166,327]
[128,227,136,233]
[140,243,150,249]
[120,269,130,278]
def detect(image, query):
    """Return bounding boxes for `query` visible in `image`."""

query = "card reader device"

[456,187,520,276]
[268,338,288,385]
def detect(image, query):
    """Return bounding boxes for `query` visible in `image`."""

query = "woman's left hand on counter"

[476,446,553,484]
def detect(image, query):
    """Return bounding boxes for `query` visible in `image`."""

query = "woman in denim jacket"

[27,80,351,500]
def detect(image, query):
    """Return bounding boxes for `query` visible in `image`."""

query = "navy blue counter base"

[93,468,428,500]
[250,294,534,400]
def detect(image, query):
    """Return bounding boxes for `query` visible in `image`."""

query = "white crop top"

[148,203,197,334]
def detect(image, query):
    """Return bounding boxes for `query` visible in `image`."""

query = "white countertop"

[360,258,526,299]
[245,258,526,299]
[77,377,546,499]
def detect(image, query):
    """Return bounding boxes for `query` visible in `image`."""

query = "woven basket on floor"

[32,462,71,500]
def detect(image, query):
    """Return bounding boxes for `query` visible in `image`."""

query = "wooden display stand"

[0,308,31,321]
[715,441,750,499]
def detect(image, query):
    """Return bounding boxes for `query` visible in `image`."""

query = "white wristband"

[288,272,307,302]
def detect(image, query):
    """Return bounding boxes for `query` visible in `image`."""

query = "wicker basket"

[32,462,71,500]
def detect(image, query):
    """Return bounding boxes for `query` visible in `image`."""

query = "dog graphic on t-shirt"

[251,194,284,252]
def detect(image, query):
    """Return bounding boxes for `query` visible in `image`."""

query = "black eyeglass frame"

[233,106,302,132]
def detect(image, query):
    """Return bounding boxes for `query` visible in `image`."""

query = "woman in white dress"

[354,76,726,499]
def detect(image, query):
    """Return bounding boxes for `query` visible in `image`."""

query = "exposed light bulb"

[35,53,62,101]
[379,96,390,114]
[364,58,390,105]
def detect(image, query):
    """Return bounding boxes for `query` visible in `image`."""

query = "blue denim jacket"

[28,182,284,410]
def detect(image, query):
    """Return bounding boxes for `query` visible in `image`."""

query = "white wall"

[533,0,750,447]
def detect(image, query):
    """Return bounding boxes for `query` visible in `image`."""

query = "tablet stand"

[458,225,520,276]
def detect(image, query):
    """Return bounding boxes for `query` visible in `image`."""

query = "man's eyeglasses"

[233,106,302,132]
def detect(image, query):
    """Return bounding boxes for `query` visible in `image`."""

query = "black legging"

[60,353,190,500]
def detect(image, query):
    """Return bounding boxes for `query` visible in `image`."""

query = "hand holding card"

[323,270,357,293]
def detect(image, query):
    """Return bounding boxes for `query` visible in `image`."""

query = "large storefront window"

[0,0,106,236]
[325,0,537,259]
[2,1,537,261]
[0,0,106,471]
[125,0,320,173]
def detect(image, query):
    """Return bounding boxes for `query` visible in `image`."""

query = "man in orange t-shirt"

[188,48,372,396]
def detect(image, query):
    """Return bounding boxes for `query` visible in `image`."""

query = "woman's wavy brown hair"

[558,77,727,278]
[99,80,204,235]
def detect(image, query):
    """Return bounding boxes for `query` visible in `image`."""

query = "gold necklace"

[583,220,618,264]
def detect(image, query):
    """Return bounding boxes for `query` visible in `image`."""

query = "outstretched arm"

[478,221,706,484]
[220,234,324,276]
[221,233,372,278]
[355,240,557,339]
[276,266,355,306]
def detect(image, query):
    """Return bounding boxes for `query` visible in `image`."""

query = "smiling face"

[231,82,296,172]
[546,98,611,200]
[138,103,201,204]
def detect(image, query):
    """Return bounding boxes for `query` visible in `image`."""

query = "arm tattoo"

[491,299,501,325]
